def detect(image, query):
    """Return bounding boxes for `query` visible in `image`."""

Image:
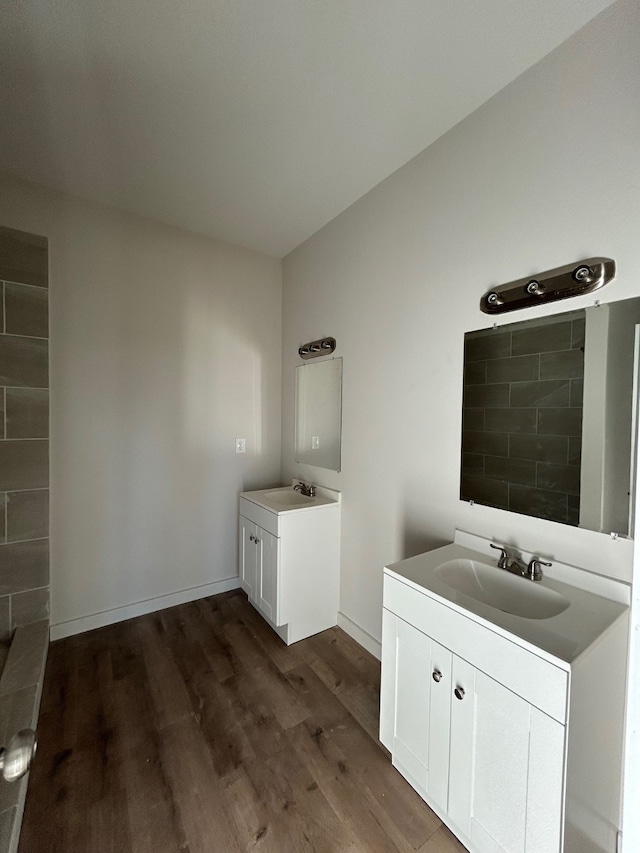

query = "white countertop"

[240,484,340,515]
[385,543,628,666]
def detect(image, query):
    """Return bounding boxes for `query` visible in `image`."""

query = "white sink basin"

[435,558,570,620]
[240,485,340,514]
[261,489,314,508]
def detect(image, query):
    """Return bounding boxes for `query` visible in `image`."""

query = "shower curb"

[0,621,49,853]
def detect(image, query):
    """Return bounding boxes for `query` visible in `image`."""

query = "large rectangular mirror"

[295,358,343,471]
[461,298,640,536]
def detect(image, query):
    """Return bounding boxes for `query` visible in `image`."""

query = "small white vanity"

[238,482,341,644]
[380,530,629,853]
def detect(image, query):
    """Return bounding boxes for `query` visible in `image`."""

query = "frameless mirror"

[295,358,342,471]
[461,298,640,536]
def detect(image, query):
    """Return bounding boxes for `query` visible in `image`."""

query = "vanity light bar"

[481,257,616,315]
[298,336,336,360]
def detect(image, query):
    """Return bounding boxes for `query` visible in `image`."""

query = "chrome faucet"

[490,543,551,582]
[293,482,316,498]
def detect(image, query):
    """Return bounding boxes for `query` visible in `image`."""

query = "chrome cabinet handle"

[454,687,465,701]
[249,535,255,541]
[254,538,260,544]
[432,669,442,683]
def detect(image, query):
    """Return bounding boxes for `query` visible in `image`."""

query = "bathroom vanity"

[238,483,341,644]
[380,530,629,853]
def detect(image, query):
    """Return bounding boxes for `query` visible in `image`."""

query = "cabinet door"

[380,611,451,802]
[239,516,257,601]
[449,659,564,853]
[257,528,279,625]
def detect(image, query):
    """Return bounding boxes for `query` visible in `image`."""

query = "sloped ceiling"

[0,0,618,255]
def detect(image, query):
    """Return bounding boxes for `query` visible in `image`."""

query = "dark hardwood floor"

[19,590,466,852]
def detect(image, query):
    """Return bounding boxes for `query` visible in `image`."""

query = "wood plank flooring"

[19,590,467,853]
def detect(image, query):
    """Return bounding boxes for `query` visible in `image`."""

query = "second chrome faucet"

[490,543,551,582]
[293,481,316,498]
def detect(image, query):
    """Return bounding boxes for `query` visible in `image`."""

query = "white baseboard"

[50,577,241,640]
[337,611,381,660]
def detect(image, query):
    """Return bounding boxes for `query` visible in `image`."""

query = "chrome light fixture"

[481,257,615,315]
[298,336,336,360]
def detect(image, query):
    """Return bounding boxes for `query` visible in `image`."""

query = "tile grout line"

[12,584,49,593]
[3,535,49,547]
[1,279,49,292]
[0,436,49,442]
[1,486,49,495]
[0,331,49,343]
[0,386,49,393]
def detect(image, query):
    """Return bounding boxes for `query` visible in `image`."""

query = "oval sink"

[435,559,570,620]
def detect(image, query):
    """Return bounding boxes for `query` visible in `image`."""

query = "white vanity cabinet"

[381,579,565,853]
[380,544,629,853]
[238,487,341,644]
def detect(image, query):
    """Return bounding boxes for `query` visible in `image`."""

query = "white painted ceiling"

[0,0,617,256]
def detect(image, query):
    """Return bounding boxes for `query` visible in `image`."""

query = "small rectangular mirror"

[461,299,640,535]
[295,358,342,471]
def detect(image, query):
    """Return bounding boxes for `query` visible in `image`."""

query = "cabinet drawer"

[239,498,279,536]
[384,573,568,724]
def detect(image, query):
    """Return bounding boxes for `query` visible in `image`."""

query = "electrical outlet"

[312,435,320,449]
[235,438,246,454]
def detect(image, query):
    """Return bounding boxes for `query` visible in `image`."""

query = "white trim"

[337,610,381,660]
[50,576,241,640]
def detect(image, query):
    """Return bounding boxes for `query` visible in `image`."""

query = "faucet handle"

[527,557,552,581]
[490,543,510,569]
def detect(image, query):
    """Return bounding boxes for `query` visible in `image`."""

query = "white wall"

[0,173,283,636]
[282,0,640,649]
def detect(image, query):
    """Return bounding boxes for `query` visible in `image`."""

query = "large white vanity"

[380,529,629,853]
[238,482,341,644]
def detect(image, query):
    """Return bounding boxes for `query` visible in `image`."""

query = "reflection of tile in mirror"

[511,321,572,356]
[486,355,538,383]
[462,312,584,528]
[510,380,570,408]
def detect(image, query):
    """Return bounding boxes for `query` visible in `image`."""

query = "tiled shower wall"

[461,314,584,526]
[0,226,49,640]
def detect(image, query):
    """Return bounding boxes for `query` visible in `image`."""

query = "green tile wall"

[0,226,49,639]
[461,314,585,525]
